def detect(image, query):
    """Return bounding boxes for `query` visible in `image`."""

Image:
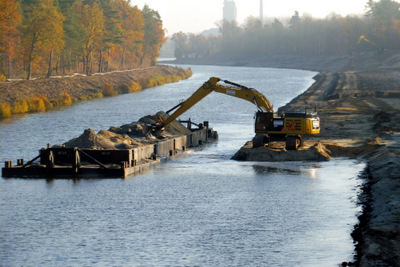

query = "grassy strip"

[0,68,192,119]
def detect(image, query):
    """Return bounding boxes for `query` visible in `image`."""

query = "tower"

[260,0,264,24]
[223,0,237,22]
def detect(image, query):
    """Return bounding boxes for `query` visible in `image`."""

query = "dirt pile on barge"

[62,112,192,149]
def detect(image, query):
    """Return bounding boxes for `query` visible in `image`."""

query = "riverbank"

[284,70,400,266]
[233,70,400,266]
[163,50,400,71]
[0,65,192,118]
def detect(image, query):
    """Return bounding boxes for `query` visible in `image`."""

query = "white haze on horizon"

[133,0,374,35]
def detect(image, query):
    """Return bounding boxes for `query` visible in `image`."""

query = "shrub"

[153,74,166,86]
[146,78,158,88]
[137,78,148,89]
[12,99,29,114]
[102,82,115,97]
[28,97,46,112]
[118,84,129,94]
[60,92,72,106]
[128,81,142,92]
[165,75,173,84]
[92,92,103,98]
[0,74,6,82]
[0,103,12,118]
[180,68,193,79]
[41,96,53,110]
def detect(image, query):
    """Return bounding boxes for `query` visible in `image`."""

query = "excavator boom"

[157,76,319,150]
[159,77,273,127]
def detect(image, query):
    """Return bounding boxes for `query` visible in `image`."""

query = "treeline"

[0,0,166,80]
[172,0,400,59]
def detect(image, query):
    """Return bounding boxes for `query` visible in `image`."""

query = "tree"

[217,19,242,54]
[366,0,400,48]
[74,1,105,75]
[171,32,188,59]
[114,0,144,68]
[97,0,122,72]
[243,16,263,56]
[21,0,65,80]
[58,0,85,74]
[0,0,22,78]
[141,5,166,66]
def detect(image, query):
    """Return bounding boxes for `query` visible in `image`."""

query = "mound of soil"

[61,111,191,150]
[232,141,331,161]
[63,128,116,150]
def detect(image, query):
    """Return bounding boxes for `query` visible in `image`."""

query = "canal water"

[1,65,364,266]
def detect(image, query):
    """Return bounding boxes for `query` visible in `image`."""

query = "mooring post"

[45,149,55,177]
[72,148,80,175]
[46,149,54,169]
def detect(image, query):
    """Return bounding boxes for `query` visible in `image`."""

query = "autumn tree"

[74,1,105,75]
[21,0,65,80]
[113,0,144,69]
[58,0,85,74]
[141,5,166,66]
[96,0,122,72]
[0,0,22,79]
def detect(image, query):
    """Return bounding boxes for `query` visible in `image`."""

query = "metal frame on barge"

[2,121,218,179]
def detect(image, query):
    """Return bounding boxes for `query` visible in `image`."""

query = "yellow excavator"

[156,77,320,150]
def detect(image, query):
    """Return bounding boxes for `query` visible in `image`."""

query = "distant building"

[223,0,237,22]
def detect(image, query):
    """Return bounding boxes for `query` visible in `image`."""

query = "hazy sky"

[134,0,372,35]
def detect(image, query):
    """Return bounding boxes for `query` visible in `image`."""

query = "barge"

[2,120,217,179]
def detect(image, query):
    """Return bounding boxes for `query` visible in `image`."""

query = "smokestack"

[260,0,264,24]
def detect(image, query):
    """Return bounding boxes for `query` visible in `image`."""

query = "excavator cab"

[253,111,320,149]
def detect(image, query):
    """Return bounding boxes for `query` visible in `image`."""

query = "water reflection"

[251,162,322,178]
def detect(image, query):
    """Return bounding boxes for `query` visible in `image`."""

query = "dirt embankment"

[233,69,400,266]
[0,65,189,107]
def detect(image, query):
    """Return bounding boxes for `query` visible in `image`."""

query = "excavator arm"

[158,77,273,127]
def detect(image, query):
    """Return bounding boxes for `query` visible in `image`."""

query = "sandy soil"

[232,70,400,266]
[61,112,191,149]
